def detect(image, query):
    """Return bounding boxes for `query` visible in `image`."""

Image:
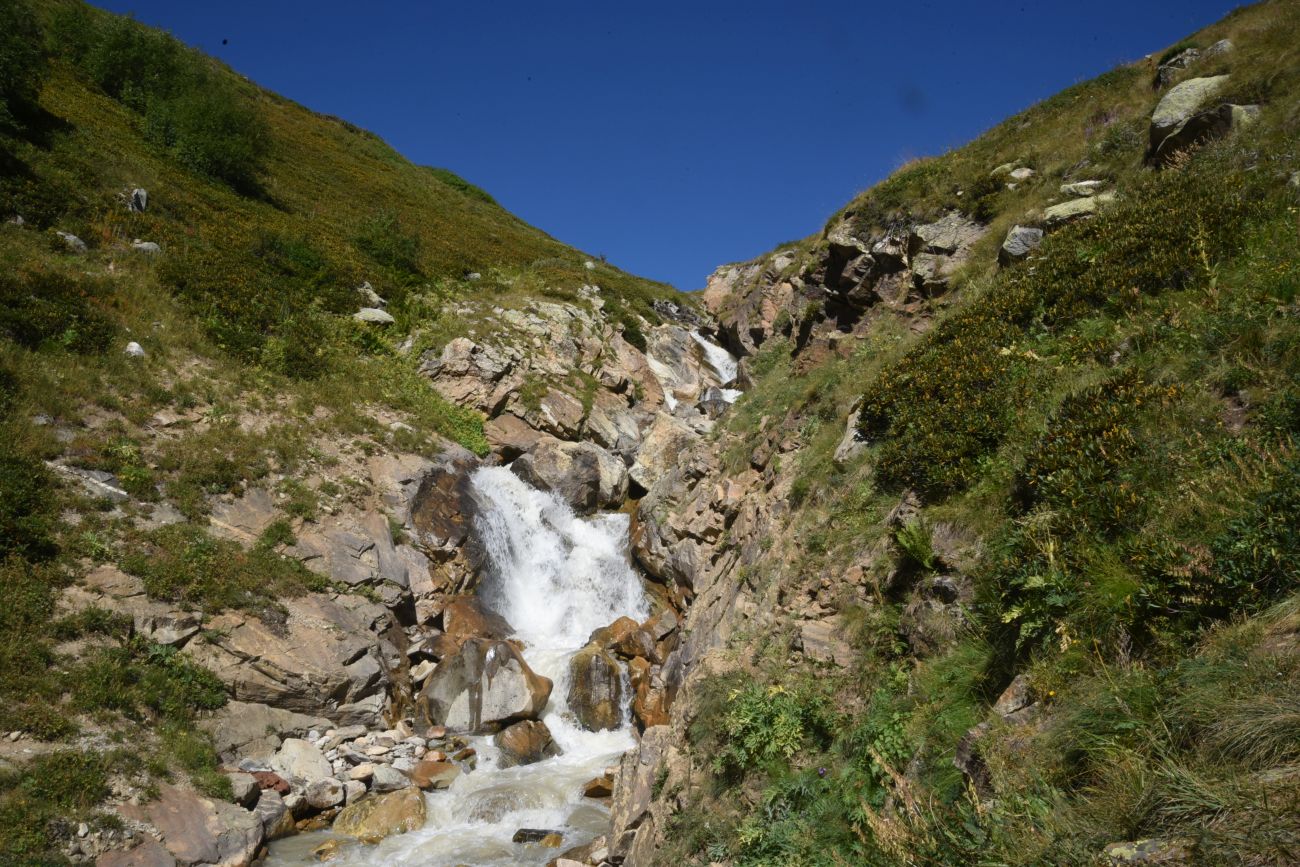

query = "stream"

[265,467,649,866]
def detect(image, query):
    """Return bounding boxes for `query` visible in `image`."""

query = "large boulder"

[419,337,519,414]
[406,446,480,549]
[414,638,552,734]
[441,595,513,641]
[1151,76,1230,143]
[493,719,562,767]
[1152,102,1259,165]
[484,413,543,461]
[911,212,984,256]
[999,225,1044,265]
[567,645,623,731]
[510,437,629,514]
[1148,75,1242,163]
[269,738,333,786]
[119,784,263,867]
[332,787,426,844]
[182,593,399,726]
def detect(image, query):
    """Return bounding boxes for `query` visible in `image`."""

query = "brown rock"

[441,595,513,641]
[494,719,561,768]
[567,645,623,731]
[513,828,564,846]
[182,593,397,726]
[582,776,614,798]
[95,838,176,867]
[119,784,262,867]
[484,413,543,461]
[408,759,461,790]
[628,656,670,729]
[511,437,629,514]
[408,447,480,549]
[251,771,291,795]
[588,616,658,662]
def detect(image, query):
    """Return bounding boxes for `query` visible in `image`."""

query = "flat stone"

[1043,192,1116,228]
[270,738,333,785]
[353,307,395,324]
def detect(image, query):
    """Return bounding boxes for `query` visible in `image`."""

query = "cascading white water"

[472,467,648,649]
[265,467,647,866]
[690,330,738,386]
[690,331,743,403]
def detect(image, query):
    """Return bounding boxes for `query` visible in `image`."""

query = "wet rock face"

[567,645,624,731]
[414,637,553,734]
[493,719,562,767]
[408,447,480,549]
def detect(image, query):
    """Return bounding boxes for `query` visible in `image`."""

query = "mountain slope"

[615,2,1300,865]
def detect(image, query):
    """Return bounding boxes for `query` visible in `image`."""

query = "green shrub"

[80,13,185,109]
[1013,372,1159,537]
[0,556,70,737]
[62,10,268,191]
[715,681,837,776]
[70,639,226,721]
[0,749,115,862]
[144,79,268,192]
[0,0,46,132]
[859,147,1273,497]
[160,234,350,377]
[356,210,422,280]
[120,522,325,613]
[0,268,117,355]
[0,449,58,561]
[894,519,937,572]
[424,166,498,205]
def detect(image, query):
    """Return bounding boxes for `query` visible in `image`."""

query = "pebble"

[7,731,21,742]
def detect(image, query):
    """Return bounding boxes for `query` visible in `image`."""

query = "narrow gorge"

[2,2,1299,866]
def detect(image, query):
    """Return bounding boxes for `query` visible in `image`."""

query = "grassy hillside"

[0,3,685,861]
[667,2,1300,864]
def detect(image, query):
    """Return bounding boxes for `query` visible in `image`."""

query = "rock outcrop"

[183,593,400,726]
[510,436,629,514]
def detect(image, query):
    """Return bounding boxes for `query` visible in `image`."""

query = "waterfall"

[690,330,738,386]
[264,467,646,866]
[471,466,648,650]
[691,331,742,403]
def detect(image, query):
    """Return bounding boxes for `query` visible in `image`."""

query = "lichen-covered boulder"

[332,787,426,844]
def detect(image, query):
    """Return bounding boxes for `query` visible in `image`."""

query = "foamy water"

[265,466,647,866]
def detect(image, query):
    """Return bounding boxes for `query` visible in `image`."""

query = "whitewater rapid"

[265,466,648,866]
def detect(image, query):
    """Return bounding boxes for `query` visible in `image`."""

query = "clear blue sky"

[93,1,1237,290]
